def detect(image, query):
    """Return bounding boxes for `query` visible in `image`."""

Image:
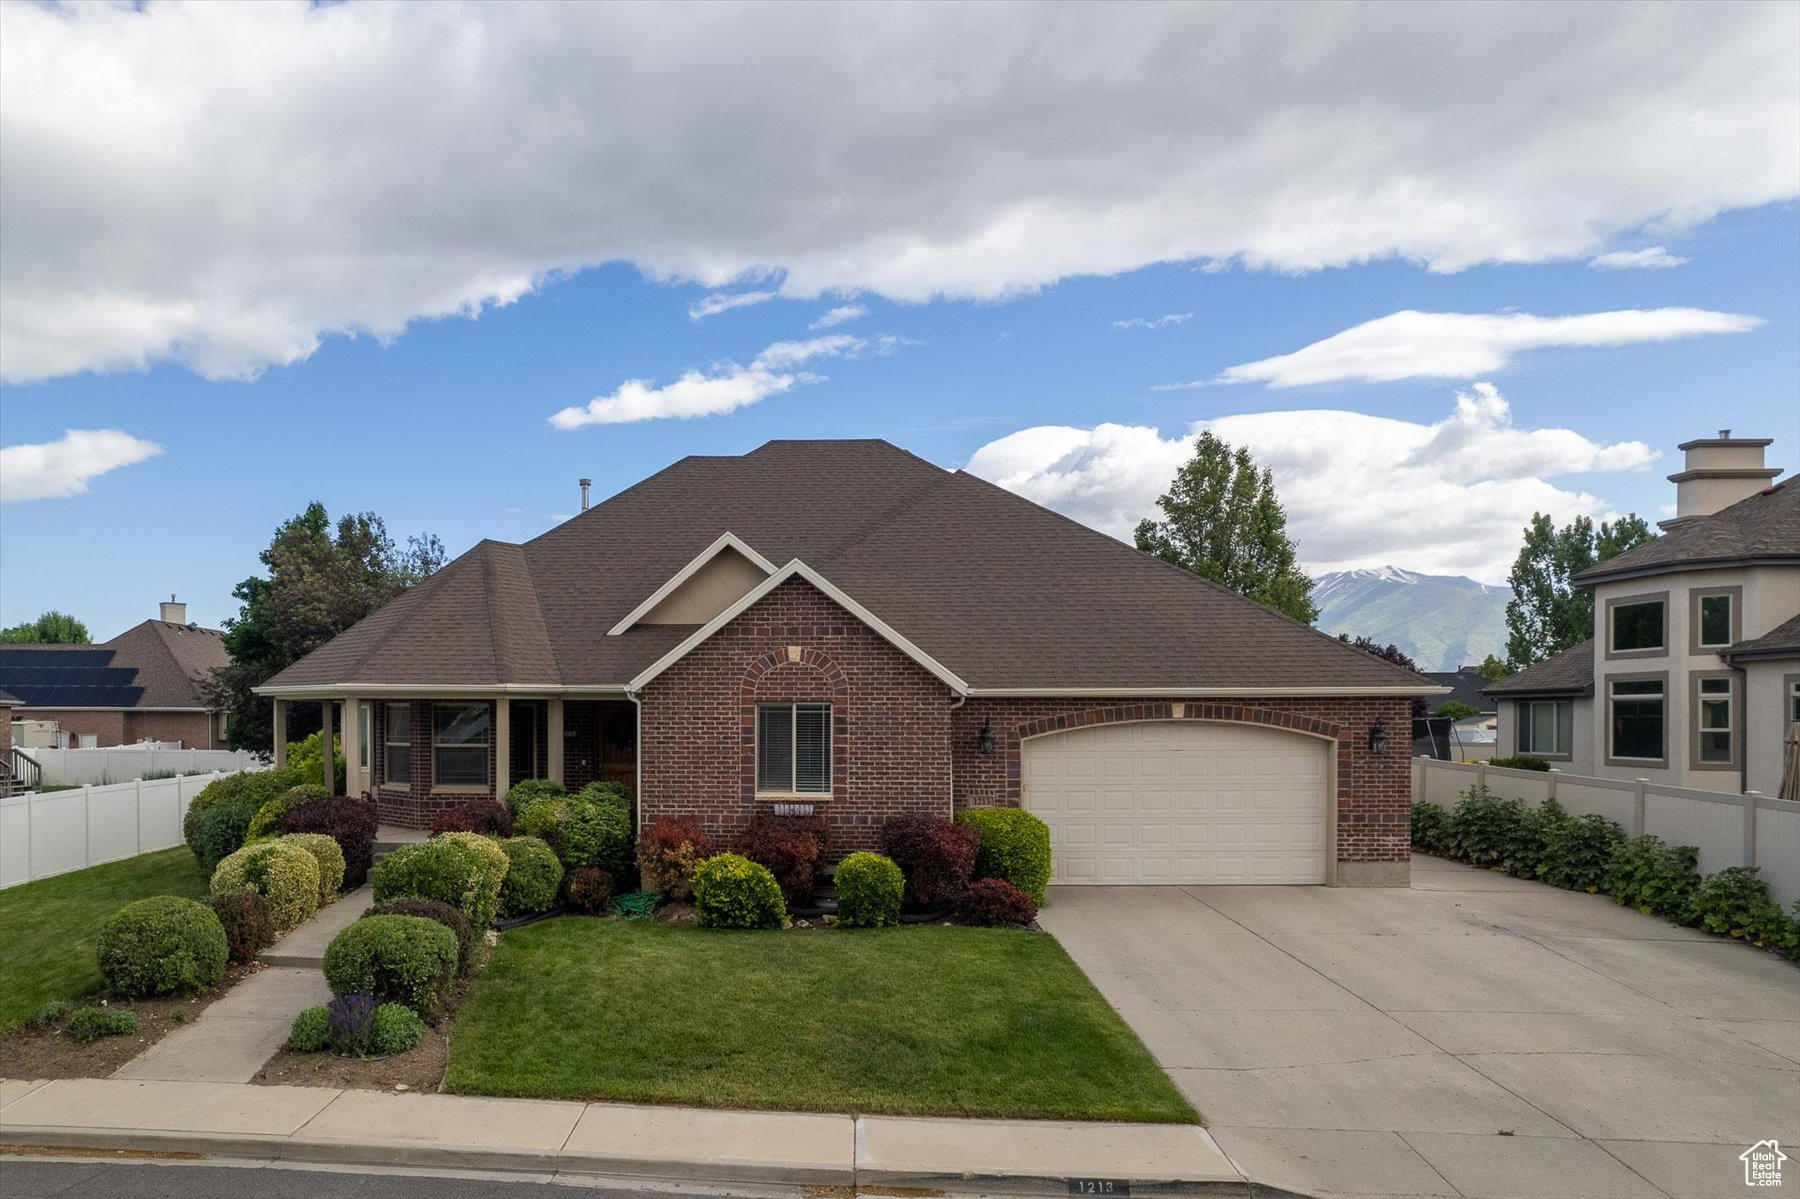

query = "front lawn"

[446,919,1196,1123]
[0,847,207,1030]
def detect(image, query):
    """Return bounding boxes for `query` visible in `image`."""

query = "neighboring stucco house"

[260,440,1437,887]
[0,600,231,750]
[1489,432,1798,796]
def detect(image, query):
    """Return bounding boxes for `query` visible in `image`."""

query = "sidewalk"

[0,1077,1253,1195]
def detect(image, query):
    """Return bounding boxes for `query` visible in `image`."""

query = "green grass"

[0,847,206,1030]
[446,918,1196,1123]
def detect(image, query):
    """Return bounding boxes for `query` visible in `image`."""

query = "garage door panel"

[1025,721,1328,886]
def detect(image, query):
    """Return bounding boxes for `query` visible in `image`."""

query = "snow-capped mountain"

[1312,567,1511,672]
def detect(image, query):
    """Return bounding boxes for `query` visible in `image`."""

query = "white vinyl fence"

[22,747,261,787]
[0,771,231,889]
[1413,757,1800,908]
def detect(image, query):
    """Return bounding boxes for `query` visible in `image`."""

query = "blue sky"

[1,3,1796,638]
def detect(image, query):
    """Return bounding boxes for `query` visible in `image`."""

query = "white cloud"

[0,429,163,501]
[689,290,779,320]
[809,305,867,331]
[1113,313,1194,331]
[1217,308,1762,387]
[548,334,869,427]
[3,3,1795,382]
[1589,246,1689,270]
[963,385,1656,582]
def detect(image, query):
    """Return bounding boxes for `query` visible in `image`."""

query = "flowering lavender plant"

[326,991,379,1057]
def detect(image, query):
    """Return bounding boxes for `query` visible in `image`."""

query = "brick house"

[260,440,1436,887]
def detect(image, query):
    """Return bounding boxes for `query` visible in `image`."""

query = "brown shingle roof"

[99,620,231,708]
[1482,639,1594,698]
[1721,612,1800,663]
[265,439,1433,694]
[1572,479,1799,586]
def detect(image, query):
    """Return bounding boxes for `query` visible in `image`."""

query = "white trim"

[255,683,628,699]
[626,558,972,694]
[607,532,777,636]
[961,685,1447,698]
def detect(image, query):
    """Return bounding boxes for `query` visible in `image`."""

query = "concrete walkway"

[113,886,372,1084]
[1038,854,1800,1199]
[0,1078,1241,1194]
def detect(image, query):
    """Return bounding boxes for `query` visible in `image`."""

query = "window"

[1517,699,1573,757]
[1695,593,1733,648]
[433,702,490,787]
[1695,676,1733,765]
[756,703,830,794]
[1789,676,1800,726]
[1608,678,1665,762]
[358,703,371,771]
[383,703,411,785]
[1610,599,1665,654]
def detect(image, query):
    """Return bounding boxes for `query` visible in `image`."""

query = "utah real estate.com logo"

[1742,1140,1786,1188]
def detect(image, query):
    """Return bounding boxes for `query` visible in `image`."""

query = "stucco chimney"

[1661,431,1779,529]
[579,478,592,512]
[159,594,187,624]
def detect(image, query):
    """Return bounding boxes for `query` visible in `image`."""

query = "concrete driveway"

[1038,854,1799,1199]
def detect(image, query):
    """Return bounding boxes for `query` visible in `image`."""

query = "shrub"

[1488,755,1552,772]
[30,999,73,1027]
[322,915,458,1015]
[834,852,903,928]
[97,895,230,998]
[246,783,331,840]
[279,795,379,887]
[577,780,633,810]
[1444,784,1529,867]
[432,798,514,837]
[498,836,563,916]
[209,888,274,964]
[564,867,614,915]
[503,778,566,821]
[1603,836,1701,917]
[958,877,1039,927]
[736,814,825,904]
[881,815,979,909]
[1538,810,1624,892]
[285,729,347,794]
[1500,798,1558,879]
[956,808,1052,905]
[372,836,506,929]
[328,991,379,1055]
[693,853,786,930]
[1686,866,1787,944]
[365,898,475,974]
[438,831,510,925]
[1410,801,1453,855]
[516,797,571,849]
[183,767,305,864]
[563,792,635,879]
[193,799,257,876]
[65,1006,139,1044]
[369,1002,427,1055]
[281,832,347,904]
[212,839,321,934]
[637,816,718,900]
[289,1005,330,1051]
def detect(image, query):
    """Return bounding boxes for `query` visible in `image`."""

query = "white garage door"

[1024,721,1329,885]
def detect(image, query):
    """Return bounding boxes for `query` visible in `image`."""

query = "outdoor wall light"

[1368,720,1388,756]
[976,718,997,755]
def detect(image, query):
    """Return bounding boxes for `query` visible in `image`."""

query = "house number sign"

[1069,1181,1129,1195]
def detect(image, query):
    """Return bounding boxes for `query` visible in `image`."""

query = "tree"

[1474,653,1512,682]
[1435,700,1482,721]
[1134,431,1318,623]
[1338,634,1430,717]
[204,503,445,753]
[0,610,92,644]
[1504,513,1654,669]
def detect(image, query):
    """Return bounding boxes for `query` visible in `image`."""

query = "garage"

[1023,720,1330,885]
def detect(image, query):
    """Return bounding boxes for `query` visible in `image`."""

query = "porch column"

[494,698,511,798]
[272,700,288,768]
[341,696,361,796]
[546,698,564,785]
[319,699,335,792]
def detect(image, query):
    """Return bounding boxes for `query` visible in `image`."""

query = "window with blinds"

[757,702,831,794]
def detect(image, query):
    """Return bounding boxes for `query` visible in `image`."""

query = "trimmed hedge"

[834,852,903,928]
[281,832,347,904]
[97,896,229,997]
[882,815,979,909]
[279,795,378,888]
[956,808,1052,906]
[693,853,786,930]
[210,888,274,964]
[519,792,633,881]
[365,898,475,974]
[432,798,514,838]
[637,815,718,900]
[736,814,825,904]
[1487,755,1553,772]
[372,835,506,929]
[193,799,257,876]
[958,877,1039,927]
[322,915,459,1016]
[182,767,305,868]
[289,1005,330,1051]
[247,783,331,840]
[212,839,321,934]
[503,778,566,821]
[498,836,563,917]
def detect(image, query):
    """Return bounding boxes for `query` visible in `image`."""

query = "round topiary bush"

[211,839,322,934]
[97,896,229,998]
[955,808,1052,906]
[371,836,506,929]
[193,798,257,876]
[369,1002,427,1055]
[693,853,786,930]
[957,877,1039,927]
[246,783,331,840]
[735,814,825,905]
[183,768,307,863]
[515,797,571,851]
[497,836,563,917]
[432,798,514,837]
[280,832,346,904]
[437,832,510,924]
[289,1005,330,1051]
[365,898,475,974]
[502,778,566,821]
[279,795,378,887]
[834,852,904,928]
[209,887,274,964]
[882,815,979,909]
[322,915,459,1016]
[564,866,614,915]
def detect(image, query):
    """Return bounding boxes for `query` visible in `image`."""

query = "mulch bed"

[0,963,258,1081]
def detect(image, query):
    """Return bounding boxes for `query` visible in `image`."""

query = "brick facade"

[7,708,224,750]
[373,699,497,828]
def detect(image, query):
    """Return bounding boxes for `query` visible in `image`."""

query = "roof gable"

[608,533,775,634]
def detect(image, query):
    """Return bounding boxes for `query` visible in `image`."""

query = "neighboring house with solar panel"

[0,599,231,751]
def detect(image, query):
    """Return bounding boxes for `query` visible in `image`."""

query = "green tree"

[1504,513,1655,669]
[1474,653,1512,682]
[1134,431,1318,623]
[204,503,445,753]
[0,611,92,644]
[1434,700,1482,721]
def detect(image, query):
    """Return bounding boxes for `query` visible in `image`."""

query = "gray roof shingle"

[1573,479,1799,586]
[1482,639,1594,698]
[1721,612,1800,663]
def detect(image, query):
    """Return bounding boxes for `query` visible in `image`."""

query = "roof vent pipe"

[579,478,592,512]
